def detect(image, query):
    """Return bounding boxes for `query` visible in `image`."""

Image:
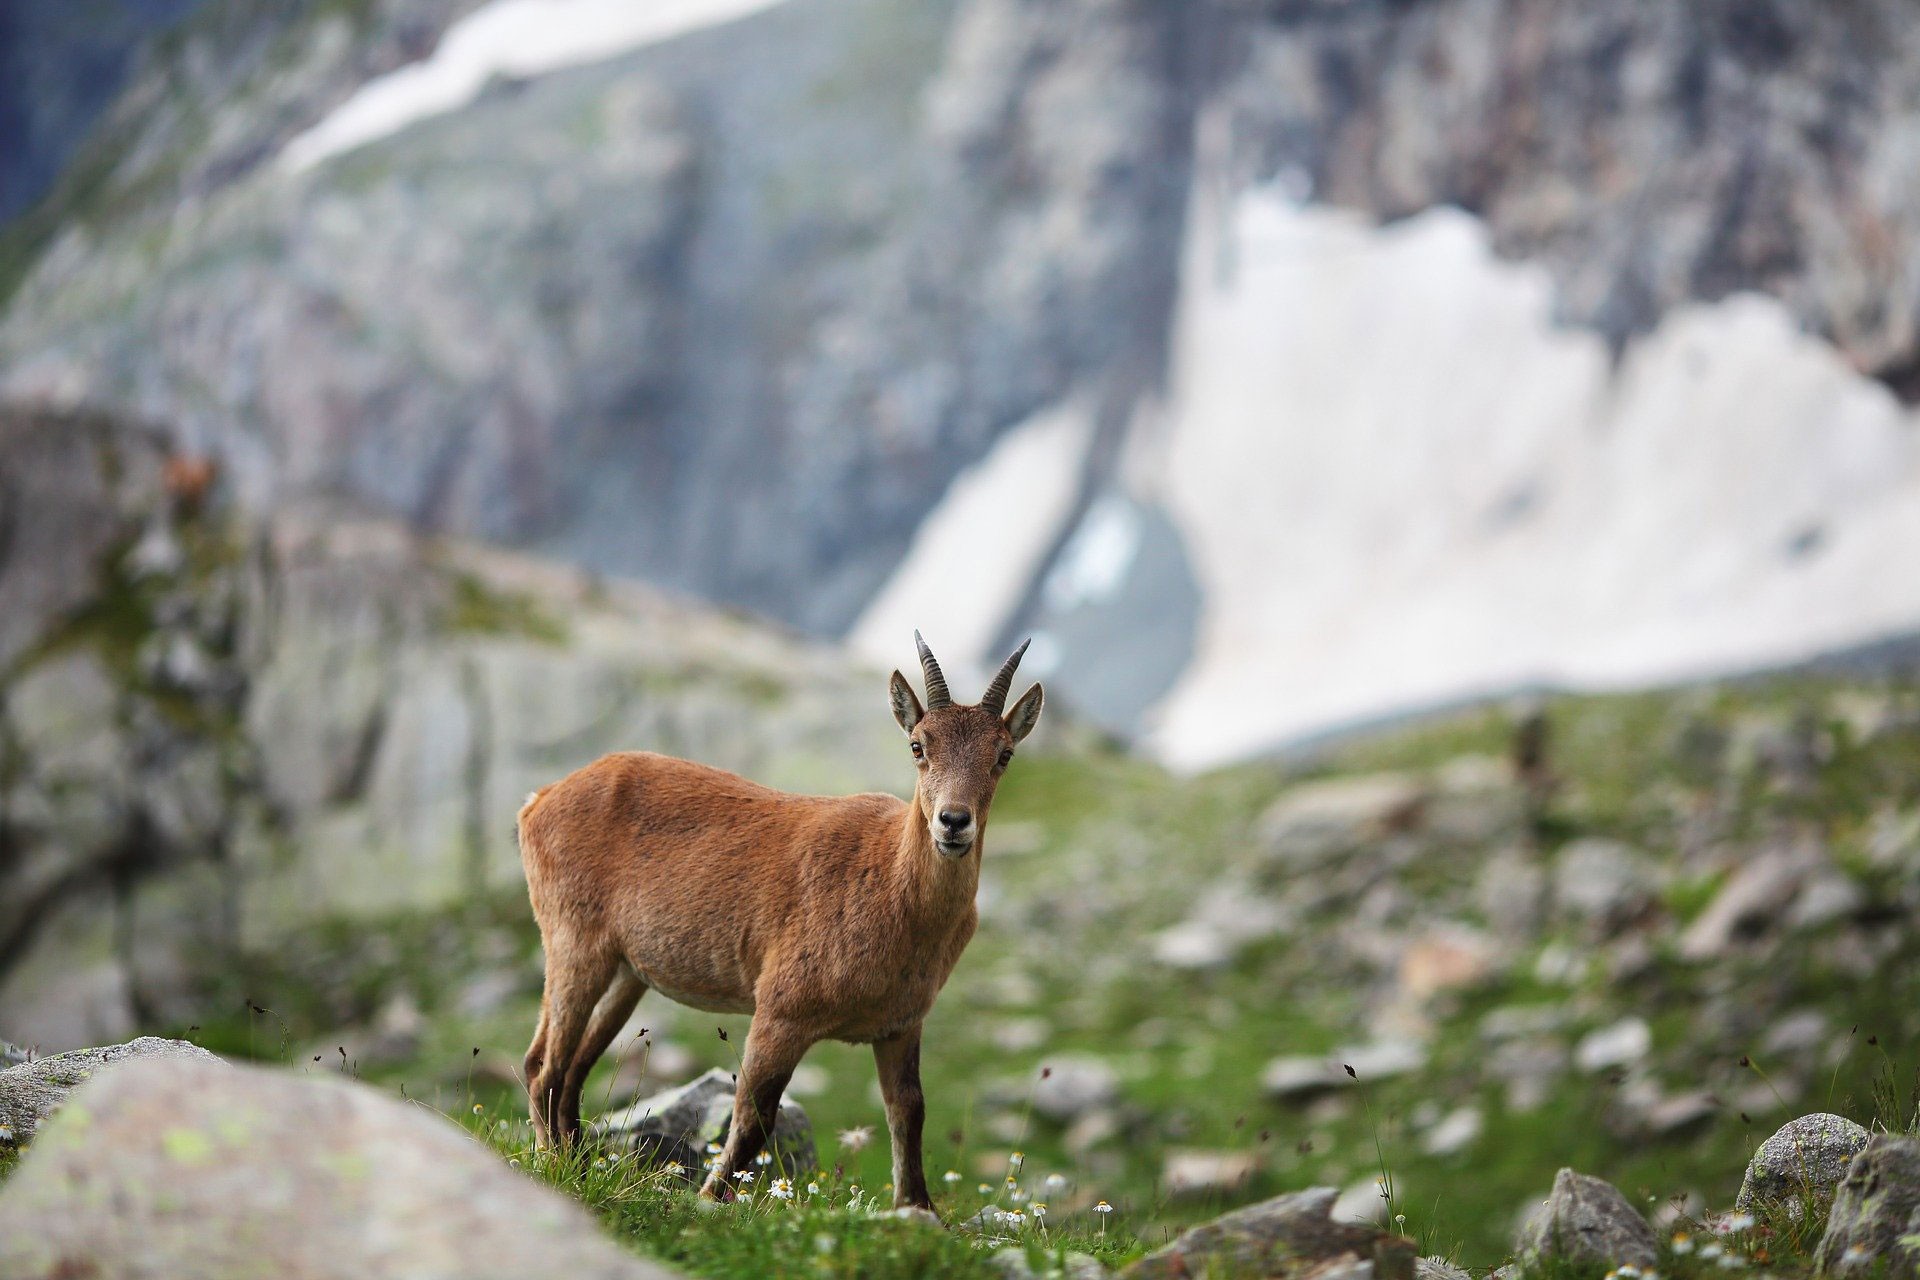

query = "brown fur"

[518,655,1042,1212]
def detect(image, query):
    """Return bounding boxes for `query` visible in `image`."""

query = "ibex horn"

[980,639,1030,716]
[915,630,952,709]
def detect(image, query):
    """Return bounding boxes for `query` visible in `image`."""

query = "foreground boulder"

[1737,1113,1871,1219]
[0,1054,679,1280]
[1515,1168,1659,1269]
[0,1035,215,1147]
[1815,1135,1920,1279]
[1122,1187,1415,1280]
[596,1066,816,1180]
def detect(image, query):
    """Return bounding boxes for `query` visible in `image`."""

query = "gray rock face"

[0,409,904,1048]
[1515,1168,1660,1269]
[0,1035,216,1147]
[595,1066,816,1181]
[1122,1186,1415,1280]
[1737,1112,1871,1217]
[1815,1135,1920,1279]
[0,1053,678,1280]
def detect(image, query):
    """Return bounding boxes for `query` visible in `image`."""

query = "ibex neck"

[894,789,980,915]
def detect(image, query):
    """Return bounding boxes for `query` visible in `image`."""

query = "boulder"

[1123,1187,1415,1280]
[1258,774,1429,869]
[0,1035,216,1148]
[1679,849,1813,960]
[1263,1040,1428,1100]
[1032,1055,1120,1123]
[1814,1135,1920,1279]
[1161,1149,1260,1199]
[1551,839,1656,932]
[1573,1018,1652,1074]
[0,1054,678,1279]
[1736,1113,1871,1218]
[1514,1168,1659,1269]
[595,1066,816,1180]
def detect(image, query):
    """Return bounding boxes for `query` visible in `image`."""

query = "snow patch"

[280,0,788,173]
[1141,171,1920,770]
[849,401,1095,688]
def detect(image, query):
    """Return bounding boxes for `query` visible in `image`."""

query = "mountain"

[5,0,1920,766]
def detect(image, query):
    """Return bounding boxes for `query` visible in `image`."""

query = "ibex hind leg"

[557,964,647,1140]
[527,938,620,1149]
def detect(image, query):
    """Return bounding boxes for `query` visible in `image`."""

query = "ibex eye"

[998,749,1013,768]
[910,741,924,760]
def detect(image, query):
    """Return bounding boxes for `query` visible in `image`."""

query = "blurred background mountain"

[4,0,1920,1262]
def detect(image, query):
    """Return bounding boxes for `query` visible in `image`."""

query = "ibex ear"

[1003,683,1043,743]
[888,670,924,733]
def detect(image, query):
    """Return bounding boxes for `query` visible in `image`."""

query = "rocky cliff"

[6,0,1920,759]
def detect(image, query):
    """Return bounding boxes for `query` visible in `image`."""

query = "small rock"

[1263,1040,1427,1100]
[1421,1106,1483,1157]
[1514,1168,1659,1269]
[1398,927,1498,1001]
[1162,1149,1259,1199]
[1814,1135,1920,1278]
[884,1206,942,1229]
[1761,1010,1829,1059]
[1033,1056,1120,1123]
[1333,1175,1392,1225]
[1679,849,1811,960]
[1736,1113,1871,1217]
[1552,839,1656,931]
[1638,1089,1718,1137]
[1574,1018,1651,1073]
[1123,1186,1415,1280]
[1786,873,1866,930]
[1152,881,1294,970]
[1475,848,1549,936]
[1416,1258,1471,1280]
[1258,775,1429,869]
[0,1036,217,1149]
[596,1067,815,1179]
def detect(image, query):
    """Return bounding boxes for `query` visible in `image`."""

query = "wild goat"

[517,633,1043,1209]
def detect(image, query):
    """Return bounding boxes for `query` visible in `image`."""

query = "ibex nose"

[937,807,972,833]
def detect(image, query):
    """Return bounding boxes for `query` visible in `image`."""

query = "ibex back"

[518,632,1043,1209]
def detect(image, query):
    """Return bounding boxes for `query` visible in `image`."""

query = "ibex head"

[888,632,1044,859]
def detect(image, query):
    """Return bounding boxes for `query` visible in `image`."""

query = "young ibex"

[518,632,1042,1209]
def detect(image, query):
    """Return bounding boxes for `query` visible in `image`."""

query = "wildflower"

[1700,1243,1725,1261]
[978,1183,993,1195]
[807,1182,820,1195]
[1093,1201,1114,1214]
[707,1142,724,1156]
[471,1103,484,1115]
[755,1151,772,1167]
[1717,1254,1747,1270]
[738,1191,753,1203]
[1006,1210,1027,1227]
[1044,1173,1067,1193]
[1005,1175,1019,1189]
[1719,1213,1756,1234]
[1672,1233,1695,1256]
[770,1178,795,1201]
[508,1158,521,1168]
[1009,1187,1030,1204]
[1008,1151,1025,1170]
[1032,1203,1048,1218]
[838,1126,874,1153]
[814,1234,837,1255]
[733,1169,756,1184]
[848,1184,862,1202]
[1844,1246,1872,1266]
[944,1170,963,1185]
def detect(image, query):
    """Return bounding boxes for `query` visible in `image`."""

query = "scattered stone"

[1514,1168,1659,1269]
[1064,1108,1123,1155]
[992,1017,1053,1053]
[1786,873,1867,931]
[1475,848,1550,936]
[1762,1010,1830,1059]
[0,1035,217,1148]
[1398,927,1498,1001]
[1263,1040,1427,1100]
[1151,881,1294,971]
[1574,1018,1651,1073]
[1639,1089,1719,1137]
[595,1067,815,1179]
[1122,1186,1415,1280]
[1162,1149,1259,1198]
[1416,1257,1471,1280]
[1552,839,1656,931]
[1333,1175,1392,1225]
[1421,1106,1484,1157]
[992,1246,1110,1280]
[1736,1113,1871,1218]
[1033,1056,1120,1123]
[0,1054,677,1279]
[1258,774,1428,869]
[1814,1135,1920,1278]
[1679,848,1811,960]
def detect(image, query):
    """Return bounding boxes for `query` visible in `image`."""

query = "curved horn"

[915,630,952,709]
[980,639,1030,716]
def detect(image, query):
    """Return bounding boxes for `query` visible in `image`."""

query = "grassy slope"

[114,674,1920,1275]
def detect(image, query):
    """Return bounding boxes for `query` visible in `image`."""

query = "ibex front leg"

[875,1025,934,1212]
[701,1016,813,1199]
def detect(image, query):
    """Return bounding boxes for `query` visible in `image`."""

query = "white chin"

[933,835,973,858]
